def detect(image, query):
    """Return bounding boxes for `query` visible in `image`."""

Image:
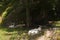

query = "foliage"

[0,0,60,26]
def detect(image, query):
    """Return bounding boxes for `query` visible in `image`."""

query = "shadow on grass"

[0,25,28,32]
[0,25,29,36]
[0,25,29,39]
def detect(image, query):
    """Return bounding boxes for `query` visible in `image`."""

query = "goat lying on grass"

[28,25,42,36]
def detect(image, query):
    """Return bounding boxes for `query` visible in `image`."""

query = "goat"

[28,25,42,36]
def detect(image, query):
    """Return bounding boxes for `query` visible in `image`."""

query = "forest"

[0,0,60,40]
[0,0,60,26]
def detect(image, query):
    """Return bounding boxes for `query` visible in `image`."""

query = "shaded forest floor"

[0,21,60,40]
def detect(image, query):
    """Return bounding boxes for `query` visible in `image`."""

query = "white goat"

[28,26,42,35]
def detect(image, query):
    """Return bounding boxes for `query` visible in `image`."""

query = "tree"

[0,0,60,27]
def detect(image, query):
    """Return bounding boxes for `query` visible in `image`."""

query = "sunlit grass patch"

[0,26,29,40]
[54,28,60,40]
[53,21,60,26]
[0,29,10,40]
[0,2,3,6]
[0,4,2,6]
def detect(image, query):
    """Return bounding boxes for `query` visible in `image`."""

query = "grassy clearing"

[0,21,60,40]
[0,27,60,40]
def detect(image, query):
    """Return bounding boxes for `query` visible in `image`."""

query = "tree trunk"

[25,0,30,27]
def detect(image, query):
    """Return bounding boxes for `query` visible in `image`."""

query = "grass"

[0,26,29,40]
[52,21,60,40]
[54,29,60,40]
[53,21,60,26]
[0,21,60,40]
